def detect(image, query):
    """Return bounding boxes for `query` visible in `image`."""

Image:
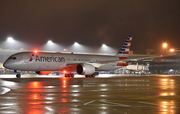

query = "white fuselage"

[3,52,125,72]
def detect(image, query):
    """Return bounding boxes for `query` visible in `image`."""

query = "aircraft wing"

[94,55,175,64]
[66,55,175,69]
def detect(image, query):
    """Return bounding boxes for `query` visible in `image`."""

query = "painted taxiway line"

[83,100,96,105]
[0,87,11,95]
[99,100,130,107]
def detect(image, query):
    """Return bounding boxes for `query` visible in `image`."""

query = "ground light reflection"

[63,79,67,88]
[158,77,176,114]
[159,79,175,90]
[57,78,69,113]
[159,78,175,96]
[28,81,43,88]
[27,81,43,104]
[27,109,42,114]
[159,100,176,114]
[26,81,44,114]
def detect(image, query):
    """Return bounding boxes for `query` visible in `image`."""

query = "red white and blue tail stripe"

[118,35,132,54]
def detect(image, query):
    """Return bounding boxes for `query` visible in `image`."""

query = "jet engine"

[76,64,95,75]
[35,71,52,75]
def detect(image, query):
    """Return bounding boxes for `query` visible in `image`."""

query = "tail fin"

[117,35,133,55]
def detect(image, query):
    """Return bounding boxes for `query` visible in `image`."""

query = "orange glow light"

[63,79,66,88]
[170,49,174,52]
[29,81,42,88]
[61,98,68,102]
[163,43,167,48]
[34,50,38,53]
[33,82,38,87]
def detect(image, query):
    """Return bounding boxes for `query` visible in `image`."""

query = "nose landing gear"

[14,70,21,78]
[16,73,21,78]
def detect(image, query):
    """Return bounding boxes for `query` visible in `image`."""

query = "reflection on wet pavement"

[0,75,180,114]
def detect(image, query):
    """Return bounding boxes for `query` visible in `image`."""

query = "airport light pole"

[102,44,107,53]
[162,43,167,55]
[7,36,15,49]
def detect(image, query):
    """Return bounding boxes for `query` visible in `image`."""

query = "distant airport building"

[139,55,180,74]
[146,49,155,55]
[166,48,180,55]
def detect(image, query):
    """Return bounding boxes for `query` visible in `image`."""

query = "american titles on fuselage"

[35,55,65,62]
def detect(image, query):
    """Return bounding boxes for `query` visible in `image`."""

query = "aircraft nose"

[3,60,10,69]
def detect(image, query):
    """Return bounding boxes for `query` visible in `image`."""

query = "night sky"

[0,0,180,54]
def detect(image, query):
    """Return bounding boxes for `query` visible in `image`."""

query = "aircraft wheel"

[95,72,99,76]
[91,74,95,78]
[56,72,60,75]
[65,74,68,78]
[16,73,21,78]
[71,74,74,78]
[68,74,71,78]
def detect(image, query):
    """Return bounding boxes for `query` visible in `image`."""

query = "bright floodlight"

[102,44,107,48]
[163,43,167,48]
[47,40,53,44]
[74,42,79,46]
[170,49,174,52]
[7,37,14,42]
[64,49,68,51]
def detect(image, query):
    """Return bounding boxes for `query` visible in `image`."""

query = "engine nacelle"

[35,71,52,75]
[76,64,95,75]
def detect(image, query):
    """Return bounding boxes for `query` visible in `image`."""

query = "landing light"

[34,50,38,53]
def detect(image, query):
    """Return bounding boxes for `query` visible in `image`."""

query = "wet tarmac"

[0,74,180,114]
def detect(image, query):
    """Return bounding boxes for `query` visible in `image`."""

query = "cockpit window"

[8,56,16,60]
[12,57,16,60]
[8,57,12,59]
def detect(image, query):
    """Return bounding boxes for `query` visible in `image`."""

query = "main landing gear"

[85,72,99,78]
[65,73,74,78]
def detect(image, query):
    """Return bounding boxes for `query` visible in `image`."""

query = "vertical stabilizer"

[117,35,133,55]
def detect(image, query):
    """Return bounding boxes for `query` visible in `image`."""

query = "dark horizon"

[0,0,180,54]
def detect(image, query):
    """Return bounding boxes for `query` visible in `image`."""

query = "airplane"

[2,35,161,78]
